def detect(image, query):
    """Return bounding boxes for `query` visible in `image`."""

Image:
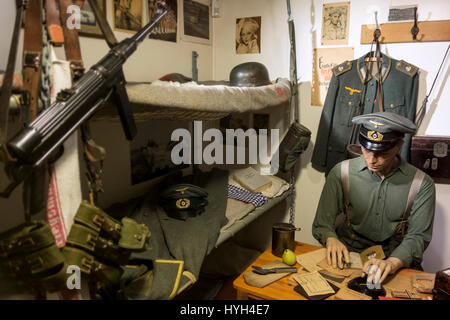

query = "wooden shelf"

[361,20,450,44]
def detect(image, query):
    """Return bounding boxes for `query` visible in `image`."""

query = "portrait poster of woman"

[321,2,350,45]
[236,17,261,54]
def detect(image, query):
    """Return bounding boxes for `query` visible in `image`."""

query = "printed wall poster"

[321,2,350,45]
[76,0,106,38]
[148,0,177,42]
[113,0,143,34]
[236,16,261,54]
[311,47,354,107]
[181,0,211,44]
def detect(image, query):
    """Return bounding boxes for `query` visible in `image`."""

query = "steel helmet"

[229,62,271,87]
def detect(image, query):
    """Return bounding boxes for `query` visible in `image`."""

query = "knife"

[252,265,297,275]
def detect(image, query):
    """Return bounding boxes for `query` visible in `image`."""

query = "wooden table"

[233,241,433,300]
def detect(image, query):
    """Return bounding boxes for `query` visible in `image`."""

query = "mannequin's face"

[361,140,403,177]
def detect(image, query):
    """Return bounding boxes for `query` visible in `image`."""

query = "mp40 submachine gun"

[0,2,169,197]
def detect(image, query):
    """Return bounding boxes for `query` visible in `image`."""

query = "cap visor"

[359,135,398,151]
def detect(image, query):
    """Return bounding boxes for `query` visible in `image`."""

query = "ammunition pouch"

[62,200,151,299]
[0,220,68,295]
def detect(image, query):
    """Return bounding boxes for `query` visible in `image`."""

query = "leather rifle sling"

[22,0,43,124]
[88,0,118,48]
[21,0,49,223]
[59,0,84,81]
[415,44,450,128]
[60,0,105,204]
[45,0,64,46]
[0,0,27,165]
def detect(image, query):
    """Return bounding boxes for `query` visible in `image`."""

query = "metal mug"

[272,223,300,257]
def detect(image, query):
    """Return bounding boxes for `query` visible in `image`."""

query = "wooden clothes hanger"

[364,11,383,63]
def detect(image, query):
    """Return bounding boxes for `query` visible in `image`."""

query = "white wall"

[213,0,450,273]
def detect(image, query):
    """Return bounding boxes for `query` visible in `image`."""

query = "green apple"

[282,249,296,266]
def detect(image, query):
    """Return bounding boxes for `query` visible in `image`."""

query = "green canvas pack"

[62,200,151,299]
[0,220,68,294]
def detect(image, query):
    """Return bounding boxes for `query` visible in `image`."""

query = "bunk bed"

[93,77,292,121]
[94,77,294,299]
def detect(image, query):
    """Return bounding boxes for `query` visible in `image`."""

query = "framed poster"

[113,0,143,34]
[77,0,106,38]
[311,47,354,106]
[130,120,190,185]
[236,16,261,54]
[321,2,350,45]
[181,0,211,45]
[148,0,177,42]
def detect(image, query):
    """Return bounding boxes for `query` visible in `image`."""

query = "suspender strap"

[397,169,425,237]
[340,160,351,227]
[341,160,425,238]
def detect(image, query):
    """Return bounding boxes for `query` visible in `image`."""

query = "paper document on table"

[296,248,326,272]
[349,251,363,269]
[293,271,335,296]
[316,258,357,277]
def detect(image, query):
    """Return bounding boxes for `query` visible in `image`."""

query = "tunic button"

[348,101,353,106]
[351,234,356,239]
[366,98,370,102]
[328,146,332,150]
[390,103,395,108]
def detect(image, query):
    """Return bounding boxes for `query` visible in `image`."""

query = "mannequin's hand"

[326,237,350,269]
[362,257,403,284]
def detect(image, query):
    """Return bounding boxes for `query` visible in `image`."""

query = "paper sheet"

[296,248,326,272]
[349,251,363,269]
[293,271,335,296]
[334,287,372,300]
[316,258,359,277]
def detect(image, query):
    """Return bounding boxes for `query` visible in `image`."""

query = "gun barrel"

[131,6,169,44]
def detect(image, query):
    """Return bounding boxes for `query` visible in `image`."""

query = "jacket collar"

[356,52,392,84]
[356,154,408,176]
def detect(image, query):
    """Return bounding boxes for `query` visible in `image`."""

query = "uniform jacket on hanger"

[311,53,419,175]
